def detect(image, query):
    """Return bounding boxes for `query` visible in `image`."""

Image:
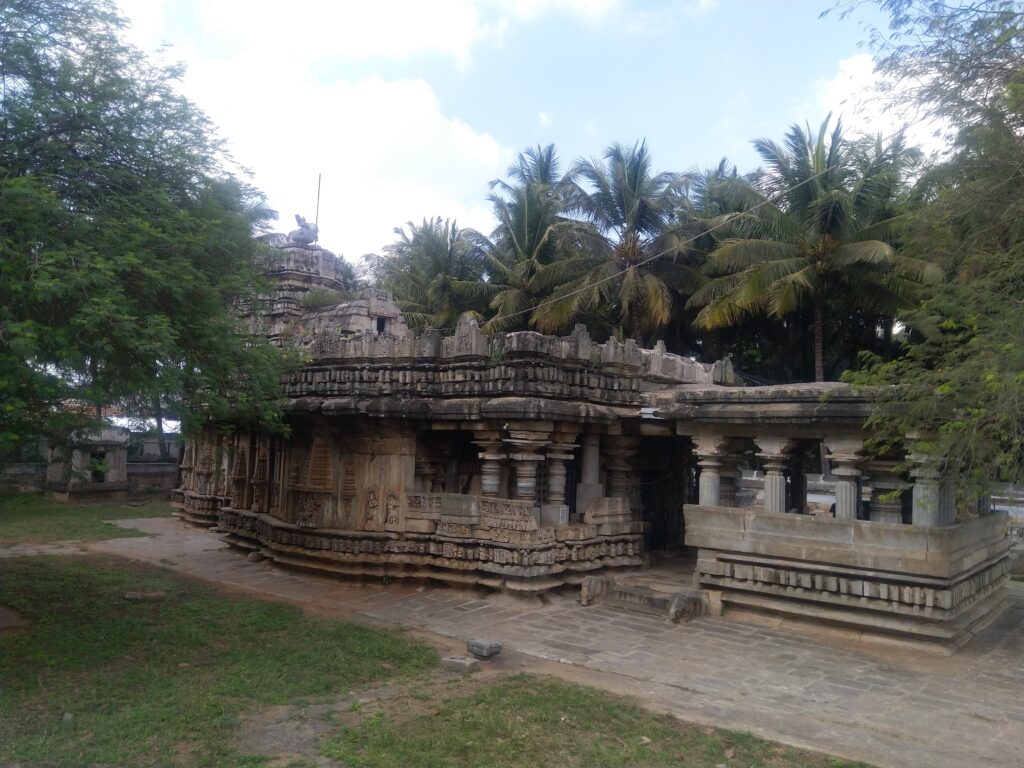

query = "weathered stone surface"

[466,640,502,659]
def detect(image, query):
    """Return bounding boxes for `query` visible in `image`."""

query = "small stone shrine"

[173,230,1011,651]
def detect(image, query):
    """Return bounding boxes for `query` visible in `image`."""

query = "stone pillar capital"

[546,443,577,463]
[908,452,942,480]
[753,436,796,461]
[693,433,730,458]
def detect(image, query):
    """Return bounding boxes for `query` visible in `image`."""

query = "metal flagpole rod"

[314,172,322,243]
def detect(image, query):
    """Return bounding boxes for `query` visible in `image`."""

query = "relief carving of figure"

[364,489,379,530]
[385,493,399,528]
[296,492,320,528]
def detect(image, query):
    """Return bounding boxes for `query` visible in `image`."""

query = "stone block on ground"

[467,639,502,659]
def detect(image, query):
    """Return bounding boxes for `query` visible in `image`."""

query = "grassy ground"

[0,554,876,768]
[323,674,872,768]
[0,493,173,545]
[0,556,437,767]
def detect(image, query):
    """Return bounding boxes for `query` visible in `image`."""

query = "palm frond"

[827,240,895,269]
[705,239,803,275]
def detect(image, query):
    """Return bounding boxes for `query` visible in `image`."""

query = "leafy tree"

[372,217,491,333]
[688,116,936,381]
[840,0,1024,487]
[553,142,700,342]
[0,0,291,457]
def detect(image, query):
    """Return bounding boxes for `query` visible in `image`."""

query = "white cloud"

[195,0,486,69]
[120,0,627,69]
[498,0,622,23]
[687,0,718,15]
[115,0,168,50]
[114,0,525,259]
[182,58,510,258]
[816,53,948,156]
[537,111,552,128]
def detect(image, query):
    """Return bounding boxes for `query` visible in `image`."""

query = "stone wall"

[127,461,179,495]
[686,504,1010,649]
[0,463,45,493]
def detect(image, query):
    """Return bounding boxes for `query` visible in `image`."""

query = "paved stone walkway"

[10,517,1024,768]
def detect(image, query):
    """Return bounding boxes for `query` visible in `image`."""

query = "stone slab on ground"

[15,515,1021,768]
[441,656,480,673]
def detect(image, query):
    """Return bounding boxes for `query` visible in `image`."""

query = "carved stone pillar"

[575,432,603,519]
[250,443,269,514]
[719,454,741,507]
[754,437,795,515]
[603,436,638,499]
[512,456,541,501]
[505,430,549,505]
[420,457,446,493]
[179,441,195,492]
[473,433,505,499]
[826,439,864,521]
[580,433,600,486]
[864,459,905,524]
[909,453,944,527]
[545,440,577,506]
[694,434,727,507]
[940,476,956,525]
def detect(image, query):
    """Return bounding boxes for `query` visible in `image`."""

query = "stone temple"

[173,234,1012,652]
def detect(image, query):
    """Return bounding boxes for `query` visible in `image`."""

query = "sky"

[113,0,916,264]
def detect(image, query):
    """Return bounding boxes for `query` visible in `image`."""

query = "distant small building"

[47,427,130,500]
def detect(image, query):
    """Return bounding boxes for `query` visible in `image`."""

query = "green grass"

[0,556,437,767]
[322,674,873,768]
[0,493,173,545]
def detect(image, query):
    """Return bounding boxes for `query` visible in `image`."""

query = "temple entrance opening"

[637,435,693,553]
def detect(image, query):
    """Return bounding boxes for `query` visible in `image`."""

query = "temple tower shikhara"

[173,234,1010,652]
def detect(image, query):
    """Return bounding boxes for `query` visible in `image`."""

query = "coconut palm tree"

[547,141,701,342]
[479,146,601,333]
[373,217,490,333]
[687,116,938,381]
